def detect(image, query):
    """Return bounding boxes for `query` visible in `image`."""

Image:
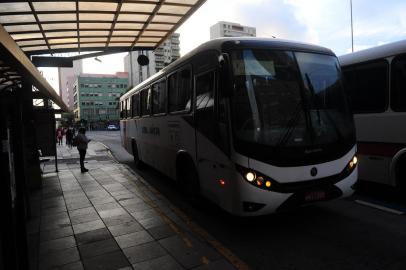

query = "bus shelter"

[0,1,206,269]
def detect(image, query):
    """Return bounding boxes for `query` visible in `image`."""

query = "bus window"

[391,55,406,112]
[169,67,192,112]
[126,98,131,118]
[344,60,388,113]
[132,93,140,117]
[141,89,151,116]
[196,71,215,110]
[152,79,167,115]
[120,101,124,118]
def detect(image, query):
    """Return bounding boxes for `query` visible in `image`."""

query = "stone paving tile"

[115,230,154,249]
[40,217,71,232]
[78,238,120,258]
[90,196,116,205]
[148,224,176,240]
[82,251,130,270]
[102,213,134,227]
[41,205,67,216]
[123,202,152,213]
[130,208,159,221]
[94,202,121,212]
[39,246,80,270]
[98,207,128,218]
[73,219,105,235]
[40,226,74,242]
[132,254,184,270]
[137,216,165,230]
[70,212,101,225]
[191,259,236,270]
[75,228,112,246]
[51,261,84,270]
[39,236,76,255]
[68,207,97,217]
[119,197,143,206]
[108,221,144,237]
[123,241,167,265]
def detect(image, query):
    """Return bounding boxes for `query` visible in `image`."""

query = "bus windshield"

[230,49,355,164]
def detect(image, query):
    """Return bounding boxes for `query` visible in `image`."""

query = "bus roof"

[121,37,334,100]
[339,39,406,67]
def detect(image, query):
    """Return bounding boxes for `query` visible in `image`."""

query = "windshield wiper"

[276,101,303,148]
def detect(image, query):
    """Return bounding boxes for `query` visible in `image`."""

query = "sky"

[40,0,406,91]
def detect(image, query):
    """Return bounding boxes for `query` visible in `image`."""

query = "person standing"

[75,127,91,173]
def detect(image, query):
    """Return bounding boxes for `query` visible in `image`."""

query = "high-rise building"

[124,33,180,87]
[58,60,83,110]
[73,72,128,129]
[210,21,256,39]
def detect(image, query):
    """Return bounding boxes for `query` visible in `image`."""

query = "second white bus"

[340,39,406,191]
[121,38,358,216]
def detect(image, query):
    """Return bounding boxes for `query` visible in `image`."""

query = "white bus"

[340,39,406,191]
[121,38,358,216]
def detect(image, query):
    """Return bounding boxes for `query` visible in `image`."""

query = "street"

[88,131,406,270]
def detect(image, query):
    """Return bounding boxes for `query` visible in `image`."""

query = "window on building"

[152,79,167,114]
[168,67,191,112]
[195,70,215,110]
[391,55,406,111]
[141,89,151,116]
[343,60,388,113]
[132,93,140,117]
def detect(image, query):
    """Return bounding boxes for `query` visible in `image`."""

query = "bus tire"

[177,158,200,200]
[396,155,406,193]
[132,140,145,170]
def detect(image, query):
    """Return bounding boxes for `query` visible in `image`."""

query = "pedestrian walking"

[56,127,63,145]
[75,127,91,173]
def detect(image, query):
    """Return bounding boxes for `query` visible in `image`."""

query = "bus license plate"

[304,191,326,202]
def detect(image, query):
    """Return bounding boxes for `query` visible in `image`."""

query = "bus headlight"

[245,172,256,182]
[238,166,274,191]
[348,155,358,169]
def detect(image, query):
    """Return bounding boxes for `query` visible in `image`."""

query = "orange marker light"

[219,179,226,186]
[265,181,272,188]
[256,176,264,186]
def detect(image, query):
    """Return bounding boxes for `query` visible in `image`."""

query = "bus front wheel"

[177,160,200,200]
[132,141,145,170]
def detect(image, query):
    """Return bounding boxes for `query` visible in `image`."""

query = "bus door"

[195,69,231,201]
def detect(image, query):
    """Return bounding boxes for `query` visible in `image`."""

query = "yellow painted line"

[124,165,251,270]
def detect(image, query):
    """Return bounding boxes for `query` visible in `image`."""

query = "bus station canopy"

[0,0,206,55]
[0,0,206,112]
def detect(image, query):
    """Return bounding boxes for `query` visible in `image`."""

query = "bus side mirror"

[218,53,232,97]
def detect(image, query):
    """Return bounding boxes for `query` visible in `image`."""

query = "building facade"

[124,33,180,87]
[58,59,83,110]
[210,21,256,39]
[73,72,128,129]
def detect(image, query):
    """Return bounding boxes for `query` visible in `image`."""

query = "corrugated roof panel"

[38,13,76,22]
[0,14,36,24]
[158,4,191,15]
[0,3,30,13]
[112,30,140,36]
[117,13,150,22]
[4,24,40,32]
[51,43,78,49]
[48,38,78,44]
[121,3,156,13]
[80,37,108,42]
[17,40,46,47]
[45,31,77,38]
[110,37,135,42]
[11,32,44,40]
[80,30,111,36]
[79,2,118,11]
[23,45,49,51]
[33,2,76,11]
[151,15,182,23]
[79,13,115,21]
[79,22,112,29]
[81,42,107,48]
[115,23,144,29]
[42,23,77,30]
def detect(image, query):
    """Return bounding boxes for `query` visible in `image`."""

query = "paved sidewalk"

[27,142,239,270]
